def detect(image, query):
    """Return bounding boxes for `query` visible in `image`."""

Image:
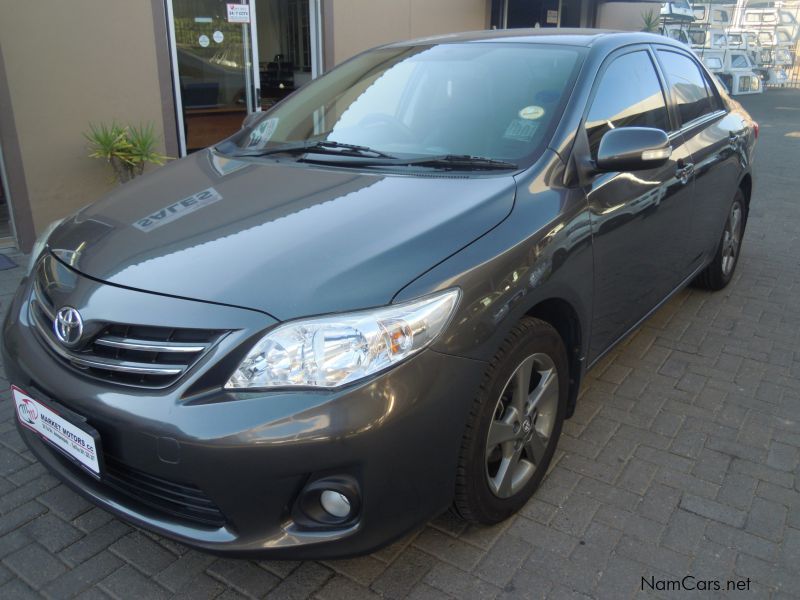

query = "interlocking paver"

[746,497,788,542]
[370,547,431,599]
[40,550,122,599]
[472,531,532,588]
[3,542,67,589]
[23,512,83,553]
[263,561,332,599]
[423,562,501,600]
[206,558,280,597]
[412,527,484,570]
[98,564,172,600]
[0,90,797,598]
[108,530,178,576]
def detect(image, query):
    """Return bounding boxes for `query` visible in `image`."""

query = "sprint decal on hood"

[133,187,222,232]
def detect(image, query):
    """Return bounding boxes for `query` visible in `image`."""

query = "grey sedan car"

[2,29,756,558]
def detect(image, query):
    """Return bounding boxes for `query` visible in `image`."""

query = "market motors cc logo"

[18,399,38,425]
[54,306,84,347]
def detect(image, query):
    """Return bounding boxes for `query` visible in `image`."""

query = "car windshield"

[217,43,582,167]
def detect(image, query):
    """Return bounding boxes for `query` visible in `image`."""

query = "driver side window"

[585,51,670,157]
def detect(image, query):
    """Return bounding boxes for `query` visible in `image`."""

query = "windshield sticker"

[503,119,540,142]
[246,117,279,147]
[519,105,545,120]
[133,188,222,233]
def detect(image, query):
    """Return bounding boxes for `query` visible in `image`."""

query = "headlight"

[226,288,461,390]
[26,218,64,275]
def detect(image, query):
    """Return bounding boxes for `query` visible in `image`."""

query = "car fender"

[393,151,593,377]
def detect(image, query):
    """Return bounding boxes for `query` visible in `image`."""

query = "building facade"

[1,0,612,252]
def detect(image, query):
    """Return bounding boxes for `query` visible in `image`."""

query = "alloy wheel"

[721,201,743,277]
[485,353,559,499]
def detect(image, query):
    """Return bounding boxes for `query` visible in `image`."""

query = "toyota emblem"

[54,306,84,347]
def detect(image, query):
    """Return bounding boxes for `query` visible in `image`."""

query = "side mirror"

[595,127,672,172]
[241,111,265,130]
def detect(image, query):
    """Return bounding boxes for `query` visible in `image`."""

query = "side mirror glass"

[595,127,672,172]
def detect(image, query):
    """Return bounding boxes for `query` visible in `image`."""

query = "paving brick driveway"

[0,89,798,599]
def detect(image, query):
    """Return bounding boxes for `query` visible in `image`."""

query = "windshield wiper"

[225,140,397,159]
[403,154,518,170]
[297,153,518,171]
[225,144,516,171]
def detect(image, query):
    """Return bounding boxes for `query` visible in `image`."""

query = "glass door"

[167,0,259,154]
[505,0,562,28]
[255,0,315,110]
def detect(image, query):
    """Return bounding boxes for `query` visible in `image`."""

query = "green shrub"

[84,121,169,184]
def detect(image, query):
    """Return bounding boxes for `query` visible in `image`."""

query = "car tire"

[694,189,746,291]
[453,317,568,524]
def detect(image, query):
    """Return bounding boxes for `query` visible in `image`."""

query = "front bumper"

[2,259,484,558]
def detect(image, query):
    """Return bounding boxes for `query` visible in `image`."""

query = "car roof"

[386,28,687,51]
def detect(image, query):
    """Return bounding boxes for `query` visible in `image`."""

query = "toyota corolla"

[2,30,756,558]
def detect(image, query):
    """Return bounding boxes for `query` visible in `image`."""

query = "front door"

[581,47,697,362]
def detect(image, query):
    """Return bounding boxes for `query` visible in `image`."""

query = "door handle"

[676,161,694,184]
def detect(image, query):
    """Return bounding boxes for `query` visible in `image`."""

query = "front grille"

[103,456,226,527]
[29,265,224,388]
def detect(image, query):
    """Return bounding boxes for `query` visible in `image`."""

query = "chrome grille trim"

[29,303,186,376]
[28,264,225,388]
[32,277,55,321]
[93,337,206,354]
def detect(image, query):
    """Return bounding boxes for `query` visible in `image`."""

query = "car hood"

[48,150,516,320]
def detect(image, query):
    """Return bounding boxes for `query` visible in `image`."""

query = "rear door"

[655,47,747,269]
[579,46,696,362]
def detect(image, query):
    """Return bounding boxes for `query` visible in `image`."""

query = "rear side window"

[585,51,670,156]
[657,51,718,125]
[731,54,749,68]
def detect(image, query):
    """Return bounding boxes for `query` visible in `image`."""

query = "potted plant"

[641,9,661,33]
[85,121,168,184]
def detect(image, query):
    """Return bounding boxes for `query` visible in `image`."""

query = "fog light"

[293,475,360,529]
[320,490,351,518]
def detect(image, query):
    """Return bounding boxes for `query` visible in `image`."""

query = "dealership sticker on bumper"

[12,386,100,475]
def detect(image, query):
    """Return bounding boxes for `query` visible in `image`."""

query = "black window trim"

[578,43,676,153]
[652,45,728,134]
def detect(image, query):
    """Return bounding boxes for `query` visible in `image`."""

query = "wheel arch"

[525,297,584,419]
[739,172,753,217]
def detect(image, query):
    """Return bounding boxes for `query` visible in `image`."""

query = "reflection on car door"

[655,48,748,270]
[581,47,697,363]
